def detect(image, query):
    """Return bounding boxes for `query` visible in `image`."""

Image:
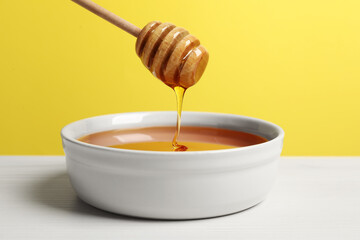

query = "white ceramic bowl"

[61,111,284,220]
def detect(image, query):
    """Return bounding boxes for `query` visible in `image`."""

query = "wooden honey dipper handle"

[71,0,141,37]
[72,0,209,89]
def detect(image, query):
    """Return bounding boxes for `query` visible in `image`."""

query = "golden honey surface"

[78,126,268,152]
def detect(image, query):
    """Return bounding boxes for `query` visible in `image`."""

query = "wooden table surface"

[0,156,359,239]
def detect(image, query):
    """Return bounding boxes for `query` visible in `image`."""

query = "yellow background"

[1,0,359,155]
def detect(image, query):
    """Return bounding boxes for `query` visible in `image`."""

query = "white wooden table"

[0,156,359,239]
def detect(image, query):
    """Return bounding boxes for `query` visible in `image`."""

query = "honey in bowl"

[78,126,268,152]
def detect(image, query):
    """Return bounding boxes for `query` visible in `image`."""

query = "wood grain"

[71,1,208,88]
[72,0,141,37]
[136,22,209,89]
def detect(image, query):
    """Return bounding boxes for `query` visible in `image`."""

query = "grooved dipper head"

[136,21,209,89]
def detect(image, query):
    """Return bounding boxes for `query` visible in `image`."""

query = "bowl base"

[76,194,266,220]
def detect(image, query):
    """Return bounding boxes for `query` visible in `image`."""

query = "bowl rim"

[61,111,285,155]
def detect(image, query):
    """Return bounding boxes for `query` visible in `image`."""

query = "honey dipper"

[72,0,209,89]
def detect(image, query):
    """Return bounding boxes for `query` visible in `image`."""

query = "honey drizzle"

[137,25,205,151]
[172,86,188,151]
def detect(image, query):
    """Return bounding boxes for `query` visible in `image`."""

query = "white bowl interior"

[62,111,283,144]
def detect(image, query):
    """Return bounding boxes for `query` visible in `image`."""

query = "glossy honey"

[78,126,267,152]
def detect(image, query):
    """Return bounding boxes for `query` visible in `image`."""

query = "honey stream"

[135,23,209,152]
[172,86,188,151]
